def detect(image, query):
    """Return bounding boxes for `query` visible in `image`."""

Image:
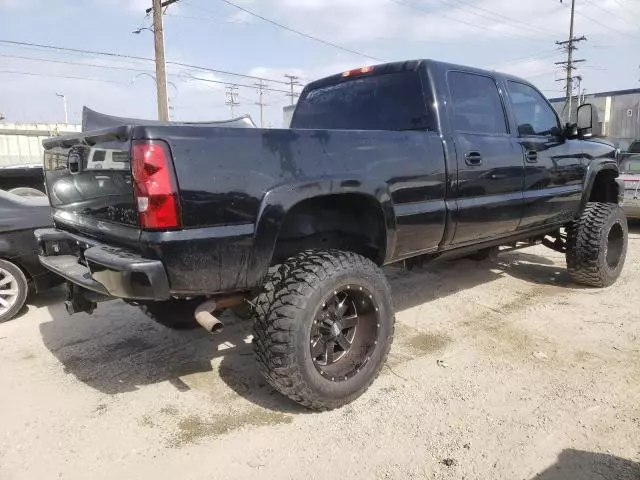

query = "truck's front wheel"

[566,202,628,287]
[253,250,394,410]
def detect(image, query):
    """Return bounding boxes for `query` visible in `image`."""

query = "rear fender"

[246,178,396,287]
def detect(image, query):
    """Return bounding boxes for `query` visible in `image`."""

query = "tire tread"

[253,249,394,410]
[566,202,627,287]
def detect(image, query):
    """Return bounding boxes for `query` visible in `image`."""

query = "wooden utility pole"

[255,80,268,128]
[284,74,300,106]
[225,85,240,117]
[152,0,169,121]
[556,0,586,122]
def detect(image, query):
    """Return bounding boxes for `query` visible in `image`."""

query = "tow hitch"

[64,283,111,315]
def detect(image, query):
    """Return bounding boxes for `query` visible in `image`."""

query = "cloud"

[232,0,640,45]
[0,0,36,9]
[92,0,156,13]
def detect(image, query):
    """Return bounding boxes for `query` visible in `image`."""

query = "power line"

[165,13,249,24]
[0,69,124,84]
[607,0,640,23]
[0,39,294,86]
[485,49,564,70]
[188,75,293,95]
[582,0,639,30]
[0,51,304,90]
[390,0,540,40]
[0,61,294,96]
[436,0,560,36]
[182,0,385,62]
[0,52,158,75]
[562,3,640,39]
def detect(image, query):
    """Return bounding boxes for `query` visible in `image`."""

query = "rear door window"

[292,71,434,131]
[447,71,508,135]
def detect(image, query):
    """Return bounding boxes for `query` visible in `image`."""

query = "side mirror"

[577,103,599,138]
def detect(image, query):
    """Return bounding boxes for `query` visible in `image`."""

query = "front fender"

[245,178,396,287]
[580,158,620,210]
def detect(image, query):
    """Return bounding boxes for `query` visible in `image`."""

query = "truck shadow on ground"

[38,249,593,412]
[628,219,640,233]
[531,449,640,480]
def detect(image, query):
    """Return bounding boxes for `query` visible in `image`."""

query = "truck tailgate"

[42,127,140,244]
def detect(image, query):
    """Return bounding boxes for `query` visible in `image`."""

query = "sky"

[0,0,639,128]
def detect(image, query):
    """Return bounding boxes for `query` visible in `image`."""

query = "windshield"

[292,71,434,131]
[621,159,640,174]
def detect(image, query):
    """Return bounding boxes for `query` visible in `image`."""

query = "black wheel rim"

[606,222,624,270]
[310,286,380,382]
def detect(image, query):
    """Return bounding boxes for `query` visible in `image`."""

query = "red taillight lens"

[342,66,375,77]
[132,140,181,230]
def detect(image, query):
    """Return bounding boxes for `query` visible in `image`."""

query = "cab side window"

[508,81,560,136]
[448,71,508,135]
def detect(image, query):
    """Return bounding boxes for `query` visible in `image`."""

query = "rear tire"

[253,250,394,410]
[0,259,29,323]
[566,202,628,287]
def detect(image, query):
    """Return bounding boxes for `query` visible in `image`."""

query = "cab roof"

[302,59,532,93]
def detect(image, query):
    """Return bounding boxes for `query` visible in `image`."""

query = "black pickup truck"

[36,60,627,410]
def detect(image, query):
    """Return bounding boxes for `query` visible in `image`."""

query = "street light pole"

[55,93,68,124]
[152,0,169,121]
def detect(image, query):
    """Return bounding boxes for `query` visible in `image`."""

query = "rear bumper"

[34,228,170,300]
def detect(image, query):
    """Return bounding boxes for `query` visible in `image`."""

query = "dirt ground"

[1,227,639,480]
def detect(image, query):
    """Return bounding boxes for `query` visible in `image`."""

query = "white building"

[0,123,81,167]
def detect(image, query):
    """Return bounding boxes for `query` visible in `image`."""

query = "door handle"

[526,150,538,163]
[465,151,483,166]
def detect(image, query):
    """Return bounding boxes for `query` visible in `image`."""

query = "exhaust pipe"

[194,299,224,334]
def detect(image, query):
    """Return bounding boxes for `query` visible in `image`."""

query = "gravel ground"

[1,227,639,480]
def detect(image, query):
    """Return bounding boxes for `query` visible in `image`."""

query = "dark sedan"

[0,164,46,196]
[0,190,61,322]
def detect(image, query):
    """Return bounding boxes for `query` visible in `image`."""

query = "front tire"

[566,202,628,287]
[253,250,395,410]
[0,259,29,323]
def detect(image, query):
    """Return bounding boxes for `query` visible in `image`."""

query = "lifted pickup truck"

[36,60,627,410]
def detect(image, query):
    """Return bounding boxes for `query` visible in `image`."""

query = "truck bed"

[42,125,448,295]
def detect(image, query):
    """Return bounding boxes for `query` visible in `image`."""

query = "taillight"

[342,66,375,78]
[131,140,181,229]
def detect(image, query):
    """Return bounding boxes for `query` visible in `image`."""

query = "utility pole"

[225,85,240,118]
[151,0,170,121]
[284,74,300,106]
[556,0,586,123]
[255,80,268,128]
[55,93,68,124]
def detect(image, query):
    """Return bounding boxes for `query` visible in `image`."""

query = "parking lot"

[1,229,639,480]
